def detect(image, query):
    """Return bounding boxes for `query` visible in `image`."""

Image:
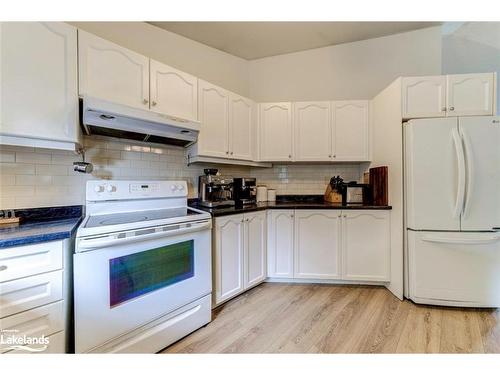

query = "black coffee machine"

[233,178,257,207]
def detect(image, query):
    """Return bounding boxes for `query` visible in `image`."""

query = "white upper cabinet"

[294,210,341,279]
[341,210,391,282]
[259,102,293,161]
[402,76,447,119]
[229,93,254,160]
[78,30,149,110]
[214,214,245,304]
[0,22,79,148]
[332,100,370,161]
[149,59,198,121]
[197,80,230,158]
[244,211,267,289]
[293,101,331,161]
[446,73,495,116]
[402,73,496,119]
[267,210,294,278]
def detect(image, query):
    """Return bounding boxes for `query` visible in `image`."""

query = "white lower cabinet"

[267,209,391,283]
[245,211,267,289]
[267,210,294,278]
[294,210,341,279]
[214,211,267,305]
[0,240,69,354]
[341,210,391,282]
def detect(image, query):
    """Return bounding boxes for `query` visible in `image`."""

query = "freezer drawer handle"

[422,235,500,245]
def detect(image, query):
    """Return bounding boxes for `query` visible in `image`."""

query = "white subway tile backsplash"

[1,135,364,209]
[35,164,68,176]
[0,151,15,162]
[1,163,36,175]
[16,152,52,164]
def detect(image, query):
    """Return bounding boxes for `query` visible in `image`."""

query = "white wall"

[70,22,250,97]
[441,22,500,112]
[248,26,442,102]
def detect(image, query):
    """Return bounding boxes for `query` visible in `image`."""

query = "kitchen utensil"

[256,186,268,202]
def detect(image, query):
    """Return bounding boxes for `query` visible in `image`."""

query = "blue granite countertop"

[0,206,83,249]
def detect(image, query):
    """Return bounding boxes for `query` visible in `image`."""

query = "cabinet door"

[294,210,341,279]
[149,59,198,121]
[293,101,331,161]
[402,76,447,119]
[229,93,253,160]
[244,211,267,289]
[447,73,494,116]
[342,210,391,282]
[331,100,370,161]
[0,22,78,143]
[214,215,244,304]
[259,103,293,161]
[78,30,149,110]
[197,80,229,158]
[267,210,294,278]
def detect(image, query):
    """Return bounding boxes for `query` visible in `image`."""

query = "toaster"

[342,182,371,204]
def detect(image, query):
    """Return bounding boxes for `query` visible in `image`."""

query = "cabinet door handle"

[449,106,455,111]
[231,152,234,155]
[226,151,229,155]
[333,154,336,158]
[151,101,157,106]
[0,265,7,272]
[493,120,499,124]
[288,154,292,158]
[441,107,447,112]
[143,99,149,105]
[329,154,332,158]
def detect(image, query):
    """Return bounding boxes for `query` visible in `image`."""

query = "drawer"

[0,270,63,318]
[0,301,64,354]
[3,330,66,354]
[0,241,63,283]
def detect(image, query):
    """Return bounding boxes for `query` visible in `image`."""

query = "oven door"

[74,219,211,353]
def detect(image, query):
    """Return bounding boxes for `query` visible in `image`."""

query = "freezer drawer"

[408,230,500,307]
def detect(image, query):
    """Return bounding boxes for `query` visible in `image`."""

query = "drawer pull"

[0,265,7,272]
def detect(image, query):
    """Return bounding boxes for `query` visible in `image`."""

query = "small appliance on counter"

[198,169,235,208]
[341,181,372,205]
[233,178,257,207]
[267,189,276,202]
[256,186,268,202]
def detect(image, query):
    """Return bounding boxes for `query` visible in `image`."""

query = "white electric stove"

[74,180,212,353]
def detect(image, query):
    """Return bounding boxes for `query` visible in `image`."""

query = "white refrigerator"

[404,116,500,307]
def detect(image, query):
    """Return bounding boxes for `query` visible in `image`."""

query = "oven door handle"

[78,220,212,251]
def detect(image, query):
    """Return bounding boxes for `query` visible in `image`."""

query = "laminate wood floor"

[162,283,500,354]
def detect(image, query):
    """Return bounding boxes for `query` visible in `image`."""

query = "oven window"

[109,240,194,307]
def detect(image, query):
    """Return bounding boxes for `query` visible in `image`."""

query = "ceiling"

[149,22,442,60]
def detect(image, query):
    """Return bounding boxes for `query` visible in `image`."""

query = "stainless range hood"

[81,96,200,147]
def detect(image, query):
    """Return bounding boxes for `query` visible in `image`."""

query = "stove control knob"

[170,185,178,192]
[106,185,115,193]
[94,185,104,193]
[177,184,185,191]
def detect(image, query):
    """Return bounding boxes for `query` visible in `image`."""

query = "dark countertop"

[189,195,391,217]
[0,206,83,249]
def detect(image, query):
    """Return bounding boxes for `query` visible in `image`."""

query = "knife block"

[324,185,342,203]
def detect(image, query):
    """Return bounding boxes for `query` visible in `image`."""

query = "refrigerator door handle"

[461,129,473,219]
[422,235,500,245]
[452,129,466,218]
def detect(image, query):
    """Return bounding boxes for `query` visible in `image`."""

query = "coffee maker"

[198,169,235,208]
[233,178,257,207]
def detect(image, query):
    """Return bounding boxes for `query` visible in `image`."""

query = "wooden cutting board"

[369,166,388,206]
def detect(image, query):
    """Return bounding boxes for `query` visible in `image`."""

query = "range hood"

[81,96,200,147]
